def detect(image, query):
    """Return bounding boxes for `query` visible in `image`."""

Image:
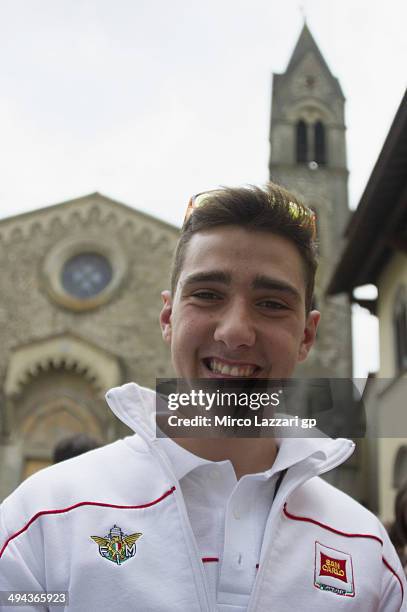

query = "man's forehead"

[184,225,298,254]
[181,227,304,275]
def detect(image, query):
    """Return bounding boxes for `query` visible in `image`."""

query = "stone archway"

[11,366,113,482]
[5,333,121,397]
[2,332,123,483]
[21,393,104,479]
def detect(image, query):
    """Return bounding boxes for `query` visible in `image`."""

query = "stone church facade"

[0,193,178,500]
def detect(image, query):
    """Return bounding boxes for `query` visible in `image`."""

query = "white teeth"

[208,359,257,377]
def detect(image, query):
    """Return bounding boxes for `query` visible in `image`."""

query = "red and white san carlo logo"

[314,542,355,597]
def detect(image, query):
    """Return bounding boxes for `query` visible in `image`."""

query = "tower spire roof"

[285,23,344,98]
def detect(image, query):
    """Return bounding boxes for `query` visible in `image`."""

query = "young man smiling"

[0,183,405,611]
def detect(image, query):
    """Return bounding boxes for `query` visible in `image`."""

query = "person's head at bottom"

[53,433,101,464]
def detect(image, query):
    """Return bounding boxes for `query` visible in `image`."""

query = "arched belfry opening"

[296,119,308,163]
[294,118,327,166]
[314,121,326,165]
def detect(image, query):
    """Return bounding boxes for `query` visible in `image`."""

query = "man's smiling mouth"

[203,357,261,377]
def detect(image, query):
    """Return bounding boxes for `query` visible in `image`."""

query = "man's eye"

[258,300,287,309]
[191,291,220,300]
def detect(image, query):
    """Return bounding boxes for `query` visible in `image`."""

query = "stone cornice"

[0,193,180,245]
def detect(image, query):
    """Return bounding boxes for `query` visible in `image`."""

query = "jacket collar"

[105,382,355,479]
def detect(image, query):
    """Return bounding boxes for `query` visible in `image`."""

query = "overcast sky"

[1,0,405,377]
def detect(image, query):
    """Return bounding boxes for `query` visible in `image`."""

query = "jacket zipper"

[106,390,212,611]
[150,440,213,612]
[245,470,318,612]
[246,441,355,612]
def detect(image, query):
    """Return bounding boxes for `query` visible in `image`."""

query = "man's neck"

[173,437,278,480]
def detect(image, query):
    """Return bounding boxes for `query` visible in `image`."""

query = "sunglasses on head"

[183,189,317,239]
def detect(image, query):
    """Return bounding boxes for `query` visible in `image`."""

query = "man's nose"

[213,299,256,349]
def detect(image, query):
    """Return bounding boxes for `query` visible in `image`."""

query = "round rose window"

[61,252,113,299]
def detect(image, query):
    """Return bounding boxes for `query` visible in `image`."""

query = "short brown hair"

[171,182,318,312]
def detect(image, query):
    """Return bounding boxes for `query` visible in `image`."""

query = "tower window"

[296,120,308,163]
[295,118,328,167]
[394,286,407,373]
[314,121,326,165]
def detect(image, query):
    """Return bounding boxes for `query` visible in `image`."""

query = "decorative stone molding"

[5,333,121,396]
[0,193,179,246]
[286,100,335,125]
[42,234,127,311]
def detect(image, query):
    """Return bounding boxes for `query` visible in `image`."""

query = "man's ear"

[159,290,173,344]
[298,310,320,362]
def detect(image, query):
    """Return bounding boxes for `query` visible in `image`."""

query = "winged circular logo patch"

[90,524,142,565]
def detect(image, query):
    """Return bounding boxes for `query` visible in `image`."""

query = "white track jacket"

[0,383,406,611]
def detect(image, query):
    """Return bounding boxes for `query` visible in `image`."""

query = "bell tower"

[269,23,352,378]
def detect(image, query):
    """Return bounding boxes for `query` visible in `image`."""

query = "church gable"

[0,192,179,245]
[0,192,179,404]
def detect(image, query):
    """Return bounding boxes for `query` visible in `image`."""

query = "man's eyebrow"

[181,271,231,286]
[252,275,301,301]
[181,272,302,301]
